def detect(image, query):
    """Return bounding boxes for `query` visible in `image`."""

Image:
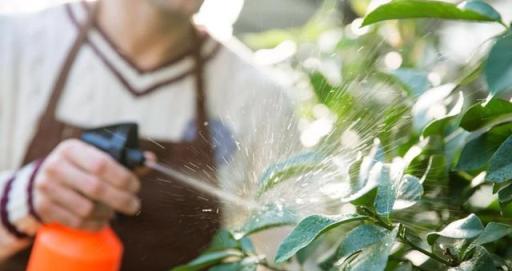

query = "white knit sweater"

[0,2,299,259]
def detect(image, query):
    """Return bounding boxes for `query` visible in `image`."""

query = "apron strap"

[193,36,211,142]
[22,3,98,165]
[24,1,214,167]
[42,3,98,121]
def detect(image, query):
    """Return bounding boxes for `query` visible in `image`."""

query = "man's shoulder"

[214,37,290,97]
[207,36,296,123]
[0,3,73,47]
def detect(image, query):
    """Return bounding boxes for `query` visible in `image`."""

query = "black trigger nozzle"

[80,123,145,170]
[126,148,146,169]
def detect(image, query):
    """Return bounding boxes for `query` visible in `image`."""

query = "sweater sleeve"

[0,14,42,260]
[0,163,42,260]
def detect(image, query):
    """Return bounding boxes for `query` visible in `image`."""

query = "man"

[0,0,298,269]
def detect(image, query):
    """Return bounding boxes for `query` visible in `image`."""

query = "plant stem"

[358,207,457,267]
[398,228,456,267]
[499,20,509,30]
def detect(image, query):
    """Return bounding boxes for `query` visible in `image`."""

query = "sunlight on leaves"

[427,214,484,245]
[274,214,367,263]
[362,0,502,26]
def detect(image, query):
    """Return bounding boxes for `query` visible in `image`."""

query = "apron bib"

[2,4,220,271]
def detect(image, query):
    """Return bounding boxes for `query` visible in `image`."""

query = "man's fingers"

[36,177,113,229]
[80,220,108,231]
[88,203,114,221]
[99,188,140,215]
[36,197,81,228]
[49,159,140,215]
[59,140,140,192]
[39,177,94,218]
[135,151,156,176]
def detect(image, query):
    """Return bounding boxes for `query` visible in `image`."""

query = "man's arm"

[0,13,34,260]
[0,140,143,261]
[0,15,141,260]
[0,163,41,260]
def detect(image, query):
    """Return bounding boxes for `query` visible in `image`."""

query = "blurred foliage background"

[227,0,512,269]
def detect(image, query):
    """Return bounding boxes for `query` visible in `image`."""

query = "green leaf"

[486,32,512,96]
[422,92,464,137]
[235,203,299,239]
[394,175,423,210]
[350,187,378,209]
[390,68,431,96]
[412,83,456,132]
[419,154,448,183]
[456,123,512,171]
[240,237,256,255]
[427,214,484,245]
[459,99,512,131]
[374,164,396,219]
[368,162,423,217]
[362,0,502,26]
[310,71,336,105]
[448,246,497,271]
[320,224,387,270]
[456,136,497,172]
[434,237,472,262]
[171,250,242,271]
[207,230,240,252]
[466,222,512,256]
[341,227,399,271]
[343,140,385,203]
[257,151,326,197]
[422,115,458,137]
[347,158,365,195]
[201,230,255,263]
[296,239,321,265]
[274,214,367,263]
[422,91,464,137]
[445,129,470,168]
[206,229,255,255]
[240,237,256,254]
[459,1,501,21]
[498,182,512,205]
[487,135,512,183]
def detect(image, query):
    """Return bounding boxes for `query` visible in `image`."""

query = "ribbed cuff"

[1,160,44,239]
[28,159,44,222]
[0,175,30,239]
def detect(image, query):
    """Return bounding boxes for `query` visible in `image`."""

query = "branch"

[358,207,458,267]
[398,226,457,267]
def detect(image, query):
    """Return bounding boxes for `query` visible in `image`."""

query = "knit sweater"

[0,2,299,259]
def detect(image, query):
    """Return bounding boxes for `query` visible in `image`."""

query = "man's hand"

[33,139,141,231]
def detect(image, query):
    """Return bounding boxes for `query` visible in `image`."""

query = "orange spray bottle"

[27,123,146,271]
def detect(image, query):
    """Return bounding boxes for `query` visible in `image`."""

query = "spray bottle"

[27,123,146,271]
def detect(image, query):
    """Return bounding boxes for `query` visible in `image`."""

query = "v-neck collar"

[65,2,221,97]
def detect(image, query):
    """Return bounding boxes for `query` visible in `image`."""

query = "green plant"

[174,1,512,270]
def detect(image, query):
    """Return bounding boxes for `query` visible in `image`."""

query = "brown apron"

[2,4,220,271]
